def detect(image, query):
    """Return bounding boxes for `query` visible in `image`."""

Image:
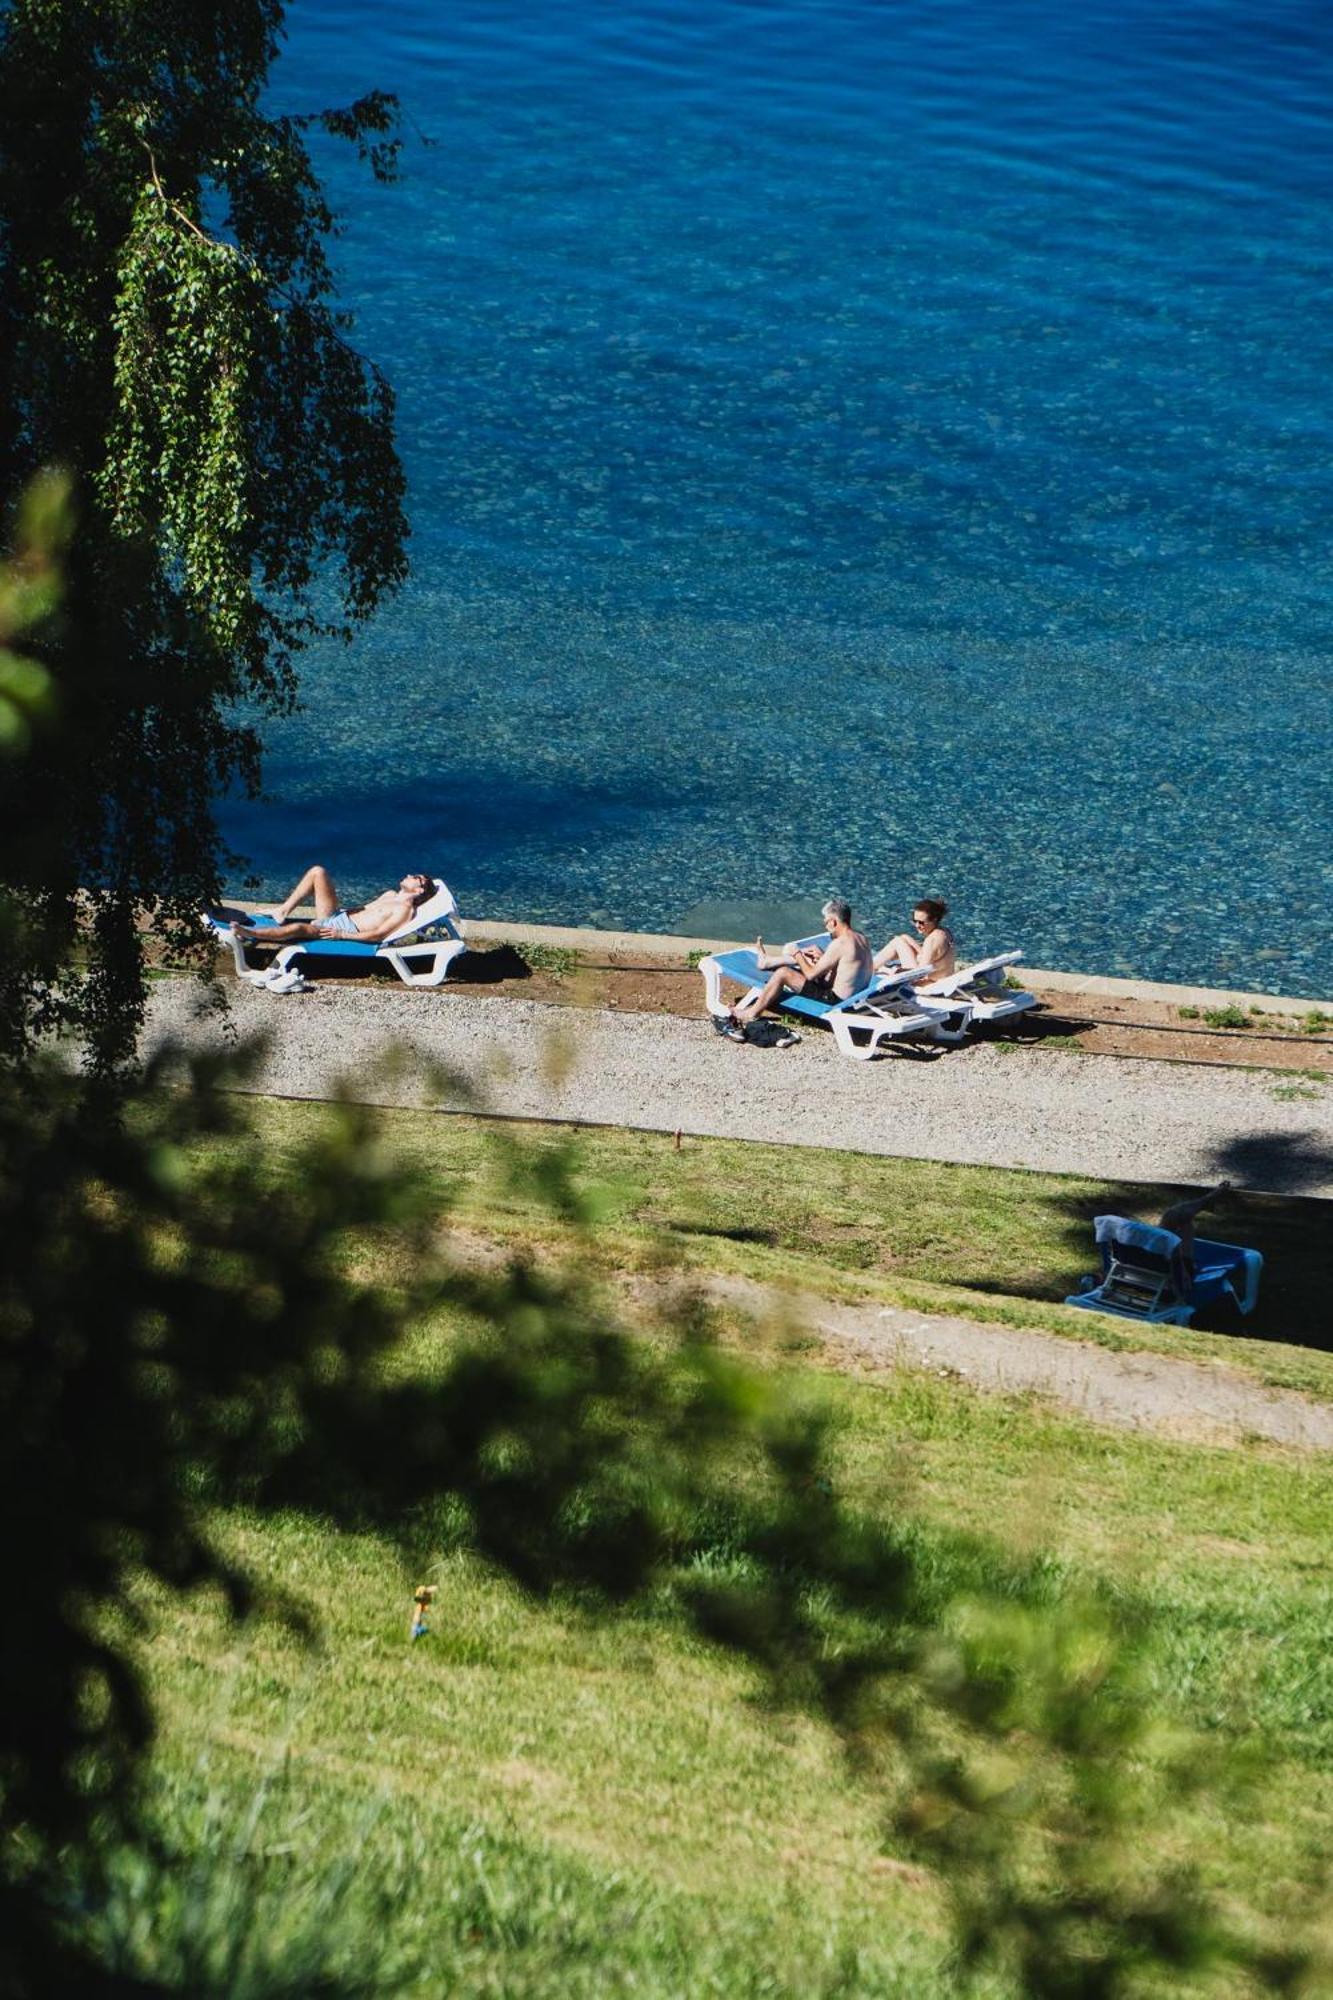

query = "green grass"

[131,1510,948,1995]
[88,1104,1328,1992]
[518,942,579,978]
[1271,1078,1325,1103]
[120,1351,1333,1994]
[83,1753,933,1997]
[215,1098,1333,1400]
[991,1028,1082,1052]
[1175,1003,1333,1038]
[93,1098,1333,1991]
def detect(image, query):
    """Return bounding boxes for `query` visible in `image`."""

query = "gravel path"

[692,1277,1333,1450]
[144,980,1333,1195]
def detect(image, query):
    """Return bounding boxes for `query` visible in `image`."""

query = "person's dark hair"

[409,872,436,909]
[914,897,948,923]
[822,897,852,926]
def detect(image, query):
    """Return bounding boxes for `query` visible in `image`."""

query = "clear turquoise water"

[223,0,1333,993]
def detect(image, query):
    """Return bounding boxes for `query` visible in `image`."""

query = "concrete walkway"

[144,980,1333,1196]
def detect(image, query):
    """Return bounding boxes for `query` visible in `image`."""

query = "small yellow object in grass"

[410,1584,436,1641]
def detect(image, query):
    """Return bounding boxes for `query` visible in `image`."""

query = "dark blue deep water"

[222,0,1333,993]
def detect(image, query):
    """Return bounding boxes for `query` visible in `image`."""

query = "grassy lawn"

[128,1348,1333,1995]
[99,1095,1333,1994]
[231,1096,1333,1400]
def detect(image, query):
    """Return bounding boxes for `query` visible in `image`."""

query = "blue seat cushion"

[286,938,383,959]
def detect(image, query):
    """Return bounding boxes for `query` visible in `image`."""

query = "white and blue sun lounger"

[206,878,467,989]
[910,951,1039,1027]
[1065,1215,1262,1327]
[697,938,971,1060]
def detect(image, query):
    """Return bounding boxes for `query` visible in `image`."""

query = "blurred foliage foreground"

[1,1041,1328,1999]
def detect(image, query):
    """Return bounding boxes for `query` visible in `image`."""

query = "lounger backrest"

[1093,1216,1181,1259]
[383,878,459,946]
[1093,1215,1190,1305]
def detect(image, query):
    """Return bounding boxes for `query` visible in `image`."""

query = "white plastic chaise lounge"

[205,878,467,989]
[697,939,972,1060]
[910,950,1039,1027]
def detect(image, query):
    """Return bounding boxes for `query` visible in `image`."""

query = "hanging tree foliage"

[0,0,408,1068]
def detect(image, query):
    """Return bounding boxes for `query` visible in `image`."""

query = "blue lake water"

[222,0,1333,994]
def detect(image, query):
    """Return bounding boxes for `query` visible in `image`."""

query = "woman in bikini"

[874,897,957,980]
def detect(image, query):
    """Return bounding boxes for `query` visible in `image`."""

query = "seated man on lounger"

[874,896,957,980]
[233,865,435,945]
[717,898,874,1042]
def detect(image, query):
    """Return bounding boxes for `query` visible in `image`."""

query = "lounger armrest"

[879,963,939,990]
[919,950,1023,997]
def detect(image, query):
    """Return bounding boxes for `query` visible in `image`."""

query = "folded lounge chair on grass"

[204,878,467,989]
[1064,1215,1262,1327]
[697,939,972,1060]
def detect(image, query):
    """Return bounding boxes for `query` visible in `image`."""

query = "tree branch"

[134,137,390,387]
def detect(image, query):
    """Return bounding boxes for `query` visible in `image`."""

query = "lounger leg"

[231,931,277,982]
[1238,1249,1263,1315]
[698,955,726,1014]
[923,1008,972,1045]
[829,1016,886,1061]
[381,941,468,987]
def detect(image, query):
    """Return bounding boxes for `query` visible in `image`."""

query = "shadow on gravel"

[958,1177,1333,1352]
[1205,1128,1333,1200]
[448,944,532,985]
[982,1009,1095,1047]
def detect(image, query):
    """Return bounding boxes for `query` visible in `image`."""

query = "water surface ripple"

[222,0,1333,992]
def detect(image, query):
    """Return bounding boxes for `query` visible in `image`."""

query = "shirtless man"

[874,897,956,980]
[234,864,434,945]
[717,898,874,1042]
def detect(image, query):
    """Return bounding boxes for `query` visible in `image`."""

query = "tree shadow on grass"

[665,1220,781,1246]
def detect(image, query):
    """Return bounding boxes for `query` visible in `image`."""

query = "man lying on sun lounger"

[717,897,874,1042]
[233,864,435,945]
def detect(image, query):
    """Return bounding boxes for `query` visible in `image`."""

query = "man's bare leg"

[755,936,809,971]
[236,917,326,945]
[277,864,341,922]
[1158,1181,1231,1265]
[235,864,340,943]
[732,965,807,1025]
